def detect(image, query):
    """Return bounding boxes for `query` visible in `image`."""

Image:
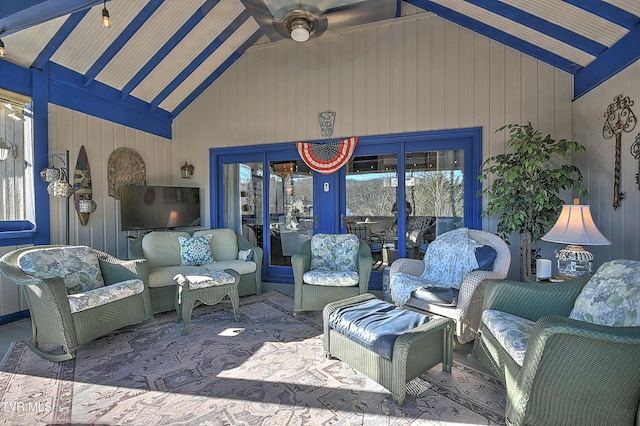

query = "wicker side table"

[174,269,240,335]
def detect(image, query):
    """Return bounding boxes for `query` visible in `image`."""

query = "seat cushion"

[328,298,429,360]
[481,309,536,366]
[18,246,105,295]
[303,270,359,287]
[412,286,458,306]
[569,259,640,327]
[142,231,191,268]
[176,270,236,289]
[310,234,359,272]
[67,279,144,313]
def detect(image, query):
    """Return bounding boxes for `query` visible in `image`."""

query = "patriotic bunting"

[295,137,358,174]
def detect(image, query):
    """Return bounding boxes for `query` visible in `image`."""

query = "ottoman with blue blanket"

[323,293,454,405]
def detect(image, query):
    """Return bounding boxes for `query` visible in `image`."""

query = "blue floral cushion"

[67,279,144,313]
[18,246,105,295]
[569,259,640,327]
[176,270,236,289]
[303,270,360,287]
[310,233,359,272]
[178,235,214,266]
[482,309,536,366]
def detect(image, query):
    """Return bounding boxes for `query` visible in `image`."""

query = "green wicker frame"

[0,245,153,362]
[128,230,263,313]
[472,277,640,426]
[323,294,454,406]
[292,238,373,316]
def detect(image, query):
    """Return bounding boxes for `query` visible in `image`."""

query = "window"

[0,89,36,240]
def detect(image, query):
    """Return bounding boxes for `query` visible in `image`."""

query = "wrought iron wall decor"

[632,133,640,190]
[318,111,336,137]
[602,94,637,209]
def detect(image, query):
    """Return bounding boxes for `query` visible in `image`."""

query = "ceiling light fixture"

[290,18,311,42]
[0,39,5,57]
[102,0,111,28]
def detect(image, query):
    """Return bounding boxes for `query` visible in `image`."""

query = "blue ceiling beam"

[172,28,263,119]
[120,0,220,100]
[574,24,640,99]
[150,10,252,111]
[84,0,165,87]
[465,0,606,57]
[563,0,639,30]
[31,10,88,70]
[48,62,172,138]
[0,0,100,35]
[405,0,582,74]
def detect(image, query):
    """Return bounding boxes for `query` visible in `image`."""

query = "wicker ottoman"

[174,269,241,335]
[323,293,454,405]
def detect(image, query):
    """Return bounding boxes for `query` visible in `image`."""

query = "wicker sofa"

[0,245,153,362]
[129,228,263,313]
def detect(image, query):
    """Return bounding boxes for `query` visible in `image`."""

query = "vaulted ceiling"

[1,0,639,138]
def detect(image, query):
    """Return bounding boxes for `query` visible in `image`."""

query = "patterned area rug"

[0,290,506,425]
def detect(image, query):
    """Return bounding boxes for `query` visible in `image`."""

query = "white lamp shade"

[542,204,611,246]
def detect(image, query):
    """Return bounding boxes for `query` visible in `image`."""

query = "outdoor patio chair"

[472,259,640,426]
[0,245,153,362]
[389,228,511,343]
[292,233,372,316]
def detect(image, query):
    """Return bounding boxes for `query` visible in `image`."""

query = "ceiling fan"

[251,0,398,43]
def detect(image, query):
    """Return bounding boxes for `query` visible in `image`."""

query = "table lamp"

[541,199,611,277]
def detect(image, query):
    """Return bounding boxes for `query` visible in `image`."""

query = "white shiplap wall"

[572,61,640,264]
[173,12,573,279]
[43,12,573,283]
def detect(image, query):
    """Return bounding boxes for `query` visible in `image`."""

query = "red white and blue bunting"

[295,137,358,175]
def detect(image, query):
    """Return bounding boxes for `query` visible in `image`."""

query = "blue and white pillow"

[178,235,214,266]
[238,249,253,261]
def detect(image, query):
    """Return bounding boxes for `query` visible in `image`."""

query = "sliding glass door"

[211,128,482,286]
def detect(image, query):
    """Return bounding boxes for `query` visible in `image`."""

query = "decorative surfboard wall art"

[73,145,95,226]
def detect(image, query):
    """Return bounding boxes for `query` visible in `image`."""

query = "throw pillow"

[238,249,253,261]
[178,235,214,266]
[569,259,640,327]
[475,245,497,271]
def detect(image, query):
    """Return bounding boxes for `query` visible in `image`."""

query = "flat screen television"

[120,185,201,231]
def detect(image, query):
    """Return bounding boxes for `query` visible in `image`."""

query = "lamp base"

[555,244,593,277]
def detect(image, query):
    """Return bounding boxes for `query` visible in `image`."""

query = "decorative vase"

[40,167,61,183]
[78,199,97,213]
[47,180,73,198]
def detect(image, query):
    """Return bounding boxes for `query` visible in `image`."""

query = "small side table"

[174,269,240,335]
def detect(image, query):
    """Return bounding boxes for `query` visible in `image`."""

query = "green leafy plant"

[479,123,587,277]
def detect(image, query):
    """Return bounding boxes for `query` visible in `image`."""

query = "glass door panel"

[404,149,464,259]
[268,159,314,267]
[222,161,264,248]
[345,154,398,268]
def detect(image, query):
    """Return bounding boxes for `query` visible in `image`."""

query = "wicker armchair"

[389,229,511,343]
[292,233,372,316]
[0,245,153,362]
[472,260,640,426]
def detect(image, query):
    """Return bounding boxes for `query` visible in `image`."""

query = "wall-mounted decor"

[73,145,94,226]
[295,137,358,174]
[603,94,637,210]
[632,133,640,190]
[107,148,146,200]
[318,111,336,137]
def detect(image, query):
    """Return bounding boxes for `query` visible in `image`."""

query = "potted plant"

[479,122,587,277]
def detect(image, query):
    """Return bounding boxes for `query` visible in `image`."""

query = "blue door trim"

[210,127,483,288]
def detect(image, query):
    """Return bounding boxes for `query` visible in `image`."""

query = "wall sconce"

[0,137,16,161]
[102,0,111,28]
[181,161,194,179]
